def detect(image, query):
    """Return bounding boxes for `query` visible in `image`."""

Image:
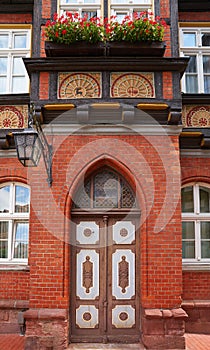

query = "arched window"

[181,183,210,262]
[0,183,30,262]
[72,167,136,209]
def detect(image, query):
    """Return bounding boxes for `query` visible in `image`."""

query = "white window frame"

[0,182,30,264]
[59,0,152,20]
[179,27,210,93]
[0,27,31,94]
[182,183,210,267]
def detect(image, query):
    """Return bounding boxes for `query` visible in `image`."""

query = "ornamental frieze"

[110,72,155,98]
[182,105,210,127]
[0,105,28,129]
[58,72,102,99]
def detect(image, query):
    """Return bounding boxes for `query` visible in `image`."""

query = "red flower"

[62,29,67,35]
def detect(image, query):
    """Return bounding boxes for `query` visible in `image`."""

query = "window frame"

[179,26,210,94]
[182,183,210,266]
[59,0,152,21]
[0,26,31,94]
[0,182,30,264]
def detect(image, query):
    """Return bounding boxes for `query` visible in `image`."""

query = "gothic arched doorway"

[70,166,140,343]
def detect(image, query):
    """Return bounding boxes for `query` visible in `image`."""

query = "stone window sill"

[0,264,30,271]
[183,263,210,271]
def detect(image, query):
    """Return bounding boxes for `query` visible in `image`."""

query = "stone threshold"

[68,344,145,349]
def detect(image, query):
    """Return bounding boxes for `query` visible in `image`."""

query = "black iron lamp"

[13,104,53,186]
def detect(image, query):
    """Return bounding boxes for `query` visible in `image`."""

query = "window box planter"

[45,41,166,58]
[45,41,105,57]
[106,41,166,57]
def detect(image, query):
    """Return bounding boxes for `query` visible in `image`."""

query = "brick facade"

[0,0,209,348]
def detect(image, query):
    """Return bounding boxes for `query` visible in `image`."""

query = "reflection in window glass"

[201,222,210,258]
[183,32,196,47]
[182,222,195,259]
[0,186,10,213]
[13,57,25,74]
[13,222,28,259]
[12,76,27,93]
[14,34,27,49]
[0,57,8,74]
[0,222,8,258]
[181,186,194,212]
[201,33,210,47]
[15,186,30,213]
[0,35,9,48]
[0,77,6,93]
[81,11,97,19]
[200,186,210,213]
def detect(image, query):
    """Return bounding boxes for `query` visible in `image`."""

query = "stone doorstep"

[68,344,145,349]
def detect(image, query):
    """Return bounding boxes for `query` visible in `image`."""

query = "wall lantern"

[13,104,53,186]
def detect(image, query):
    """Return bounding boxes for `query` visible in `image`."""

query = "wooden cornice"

[23,57,189,76]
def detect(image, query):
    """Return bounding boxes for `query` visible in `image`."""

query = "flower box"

[45,41,105,57]
[106,41,166,57]
[45,41,166,58]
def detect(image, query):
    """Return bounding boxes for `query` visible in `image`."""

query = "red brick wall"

[0,14,32,24]
[25,134,182,309]
[0,158,30,301]
[179,12,210,21]
[181,156,210,300]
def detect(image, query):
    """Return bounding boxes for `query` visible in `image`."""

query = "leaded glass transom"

[73,168,136,209]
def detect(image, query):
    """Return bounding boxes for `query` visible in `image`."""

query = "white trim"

[183,263,210,271]
[43,124,183,136]
[180,149,210,158]
[0,150,17,158]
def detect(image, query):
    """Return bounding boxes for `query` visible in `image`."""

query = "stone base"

[24,308,68,350]
[0,299,29,334]
[141,308,188,349]
[182,300,210,334]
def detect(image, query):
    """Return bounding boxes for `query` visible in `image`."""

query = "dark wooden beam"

[23,57,189,76]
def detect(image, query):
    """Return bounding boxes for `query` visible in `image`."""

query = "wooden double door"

[70,215,140,343]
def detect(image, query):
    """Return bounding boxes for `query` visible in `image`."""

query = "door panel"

[70,216,139,343]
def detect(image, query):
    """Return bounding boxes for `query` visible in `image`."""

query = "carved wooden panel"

[112,305,135,328]
[76,250,99,299]
[112,249,135,299]
[110,72,155,98]
[58,72,101,99]
[76,221,99,244]
[182,105,210,127]
[0,105,28,129]
[113,221,135,244]
[76,305,98,328]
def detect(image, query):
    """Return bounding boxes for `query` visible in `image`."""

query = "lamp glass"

[13,129,42,167]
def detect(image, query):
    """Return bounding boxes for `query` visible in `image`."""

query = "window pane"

[81,11,97,19]
[183,33,196,47]
[13,222,28,259]
[201,33,210,47]
[185,75,198,93]
[0,35,9,48]
[181,186,194,212]
[182,221,195,239]
[0,221,8,258]
[186,56,197,73]
[0,57,8,74]
[0,186,10,213]
[0,77,7,93]
[15,186,30,213]
[203,56,210,73]
[14,34,27,49]
[204,76,210,93]
[201,222,210,239]
[182,241,195,259]
[94,170,119,208]
[12,76,27,93]
[115,13,128,23]
[13,57,25,74]
[200,186,210,213]
[201,241,210,258]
